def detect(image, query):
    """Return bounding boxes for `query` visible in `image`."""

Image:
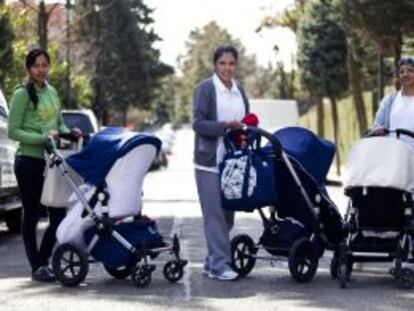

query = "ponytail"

[26,81,38,109]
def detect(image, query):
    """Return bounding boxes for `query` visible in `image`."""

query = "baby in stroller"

[220,126,344,283]
[46,127,187,287]
[333,128,414,289]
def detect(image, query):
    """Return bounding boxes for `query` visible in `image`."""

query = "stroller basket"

[84,221,165,268]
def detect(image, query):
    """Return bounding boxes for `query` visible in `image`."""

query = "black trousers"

[14,156,66,272]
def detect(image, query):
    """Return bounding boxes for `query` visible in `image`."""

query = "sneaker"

[32,266,56,282]
[202,267,210,276]
[208,269,238,281]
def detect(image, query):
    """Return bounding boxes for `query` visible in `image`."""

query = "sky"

[146,0,297,70]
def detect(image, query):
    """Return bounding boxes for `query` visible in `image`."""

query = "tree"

[2,3,36,98]
[348,0,414,65]
[0,1,14,88]
[334,0,369,136]
[298,0,348,174]
[74,0,173,125]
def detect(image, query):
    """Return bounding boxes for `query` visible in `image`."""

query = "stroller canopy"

[264,127,335,186]
[345,137,414,192]
[66,127,161,186]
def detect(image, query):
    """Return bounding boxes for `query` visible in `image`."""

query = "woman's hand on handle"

[225,120,244,130]
[366,127,387,137]
[70,127,83,139]
[44,129,59,141]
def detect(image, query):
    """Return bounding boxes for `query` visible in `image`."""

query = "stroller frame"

[45,136,187,287]
[230,126,332,283]
[332,129,414,289]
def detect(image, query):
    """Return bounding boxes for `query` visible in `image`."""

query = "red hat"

[242,113,259,126]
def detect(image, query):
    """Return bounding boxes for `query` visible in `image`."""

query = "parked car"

[61,109,99,137]
[147,123,175,170]
[0,90,22,233]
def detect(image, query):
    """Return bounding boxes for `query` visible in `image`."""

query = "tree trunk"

[374,53,384,117]
[102,109,109,126]
[316,97,325,137]
[329,96,341,176]
[38,1,48,50]
[347,49,367,136]
[394,34,403,90]
[122,106,128,127]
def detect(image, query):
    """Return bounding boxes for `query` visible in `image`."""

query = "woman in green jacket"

[8,48,81,282]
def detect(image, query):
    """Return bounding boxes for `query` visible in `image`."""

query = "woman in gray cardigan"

[192,45,249,281]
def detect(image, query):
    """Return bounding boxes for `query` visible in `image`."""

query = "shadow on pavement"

[1,216,414,310]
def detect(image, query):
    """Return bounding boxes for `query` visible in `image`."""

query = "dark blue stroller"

[222,126,344,282]
[47,127,187,287]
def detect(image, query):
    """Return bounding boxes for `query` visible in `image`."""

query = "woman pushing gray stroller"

[331,57,414,289]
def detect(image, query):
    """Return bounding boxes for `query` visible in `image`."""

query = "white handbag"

[41,140,84,208]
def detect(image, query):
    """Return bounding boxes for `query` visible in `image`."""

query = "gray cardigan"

[192,77,249,167]
[374,93,397,129]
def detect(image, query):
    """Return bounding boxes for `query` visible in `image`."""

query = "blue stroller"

[222,126,344,282]
[47,127,187,287]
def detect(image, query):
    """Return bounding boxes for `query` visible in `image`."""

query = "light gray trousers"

[195,169,235,274]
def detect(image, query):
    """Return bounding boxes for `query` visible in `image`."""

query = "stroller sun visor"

[66,127,161,186]
[345,137,414,192]
[263,126,335,187]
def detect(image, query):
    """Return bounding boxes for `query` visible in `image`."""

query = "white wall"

[249,99,299,132]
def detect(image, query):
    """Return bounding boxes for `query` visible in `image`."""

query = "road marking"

[171,216,191,302]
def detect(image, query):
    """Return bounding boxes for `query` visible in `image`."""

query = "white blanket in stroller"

[56,144,157,247]
[345,137,414,192]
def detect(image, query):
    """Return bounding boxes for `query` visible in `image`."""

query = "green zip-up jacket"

[7,84,70,159]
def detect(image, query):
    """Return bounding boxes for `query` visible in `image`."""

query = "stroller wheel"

[52,243,89,287]
[231,234,257,277]
[288,238,318,283]
[132,264,154,288]
[104,261,134,280]
[396,268,414,289]
[163,260,186,283]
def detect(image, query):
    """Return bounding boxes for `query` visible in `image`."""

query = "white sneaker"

[208,269,238,281]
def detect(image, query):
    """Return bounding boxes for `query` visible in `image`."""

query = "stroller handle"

[44,136,57,155]
[44,133,87,155]
[243,125,283,155]
[366,128,414,140]
[59,132,90,141]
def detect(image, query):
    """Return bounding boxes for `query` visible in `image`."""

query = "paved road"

[0,126,413,310]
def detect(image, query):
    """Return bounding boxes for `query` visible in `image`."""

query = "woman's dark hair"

[213,45,238,64]
[396,57,414,75]
[25,48,50,109]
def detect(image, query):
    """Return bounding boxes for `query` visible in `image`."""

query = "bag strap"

[241,150,252,199]
[224,129,262,152]
[223,131,237,152]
